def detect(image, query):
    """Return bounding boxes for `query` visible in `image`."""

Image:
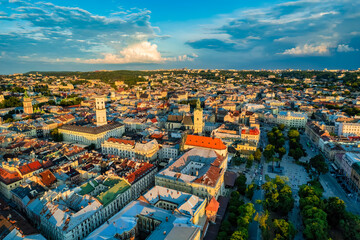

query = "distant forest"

[23,69,360,88]
[25,70,151,87]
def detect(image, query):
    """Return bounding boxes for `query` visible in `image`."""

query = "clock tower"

[193,98,203,134]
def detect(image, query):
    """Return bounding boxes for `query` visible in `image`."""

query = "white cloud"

[280,44,330,56]
[337,44,358,52]
[82,42,163,64]
[33,41,198,64]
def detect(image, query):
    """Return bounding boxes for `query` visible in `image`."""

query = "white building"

[337,122,360,137]
[159,144,179,160]
[101,138,135,158]
[276,111,308,128]
[59,123,125,148]
[95,97,107,127]
[339,153,360,178]
[27,190,103,240]
[134,139,160,162]
[85,200,201,240]
[102,138,160,162]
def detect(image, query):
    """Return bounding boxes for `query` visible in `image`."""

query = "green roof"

[103,178,121,187]
[79,180,99,195]
[96,180,130,206]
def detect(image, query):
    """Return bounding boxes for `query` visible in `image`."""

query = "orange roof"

[185,135,226,150]
[137,195,150,204]
[206,197,220,212]
[125,162,154,184]
[241,128,260,135]
[39,170,56,187]
[18,161,42,175]
[107,138,135,146]
[150,133,163,139]
[194,166,221,187]
[0,168,22,185]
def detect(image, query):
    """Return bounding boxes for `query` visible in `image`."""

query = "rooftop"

[85,200,199,240]
[142,186,204,216]
[158,148,225,187]
[60,122,123,135]
[96,178,130,206]
[185,135,226,150]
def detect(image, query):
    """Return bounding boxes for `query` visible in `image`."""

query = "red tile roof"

[107,138,135,146]
[185,135,226,150]
[18,161,42,175]
[0,168,22,185]
[39,170,56,187]
[241,128,260,135]
[206,197,220,212]
[150,133,164,139]
[125,162,154,184]
[194,166,221,187]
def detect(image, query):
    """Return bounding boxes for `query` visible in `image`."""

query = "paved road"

[249,172,264,240]
[248,127,268,240]
[301,134,360,215]
[320,173,360,215]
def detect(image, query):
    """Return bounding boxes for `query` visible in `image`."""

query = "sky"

[0,0,359,74]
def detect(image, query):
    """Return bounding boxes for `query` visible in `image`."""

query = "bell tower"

[193,98,203,134]
[23,91,33,115]
[95,97,107,126]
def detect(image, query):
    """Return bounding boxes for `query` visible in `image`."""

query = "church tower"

[193,98,203,134]
[23,91,33,115]
[95,97,107,126]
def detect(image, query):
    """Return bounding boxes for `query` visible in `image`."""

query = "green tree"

[235,174,247,195]
[245,183,257,199]
[263,144,275,161]
[339,212,360,240]
[246,154,254,168]
[293,148,304,161]
[309,155,328,178]
[0,96,22,109]
[230,228,248,240]
[228,212,238,225]
[278,147,287,162]
[325,197,345,226]
[275,138,286,148]
[273,219,296,240]
[302,206,329,240]
[217,231,228,240]
[288,129,300,139]
[50,128,63,142]
[254,148,262,162]
[278,124,285,131]
[262,176,294,215]
[220,220,231,233]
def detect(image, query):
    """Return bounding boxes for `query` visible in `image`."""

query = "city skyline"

[0,0,360,74]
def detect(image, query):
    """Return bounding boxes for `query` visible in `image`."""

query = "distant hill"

[25,70,151,86]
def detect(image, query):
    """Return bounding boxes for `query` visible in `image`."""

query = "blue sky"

[0,0,359,74]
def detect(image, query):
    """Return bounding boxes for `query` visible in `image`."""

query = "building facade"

[59,123,125,148]
[337,122,360,137]
[156,148,228,200]
[276,111,308,128]
[193,99,204,134]
[23,93,33,115]
[95,97,107,127]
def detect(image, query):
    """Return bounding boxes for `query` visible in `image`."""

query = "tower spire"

[196,98,201,109]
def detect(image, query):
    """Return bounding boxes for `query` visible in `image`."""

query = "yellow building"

[23,92,33,115]
[235,140,257,152]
